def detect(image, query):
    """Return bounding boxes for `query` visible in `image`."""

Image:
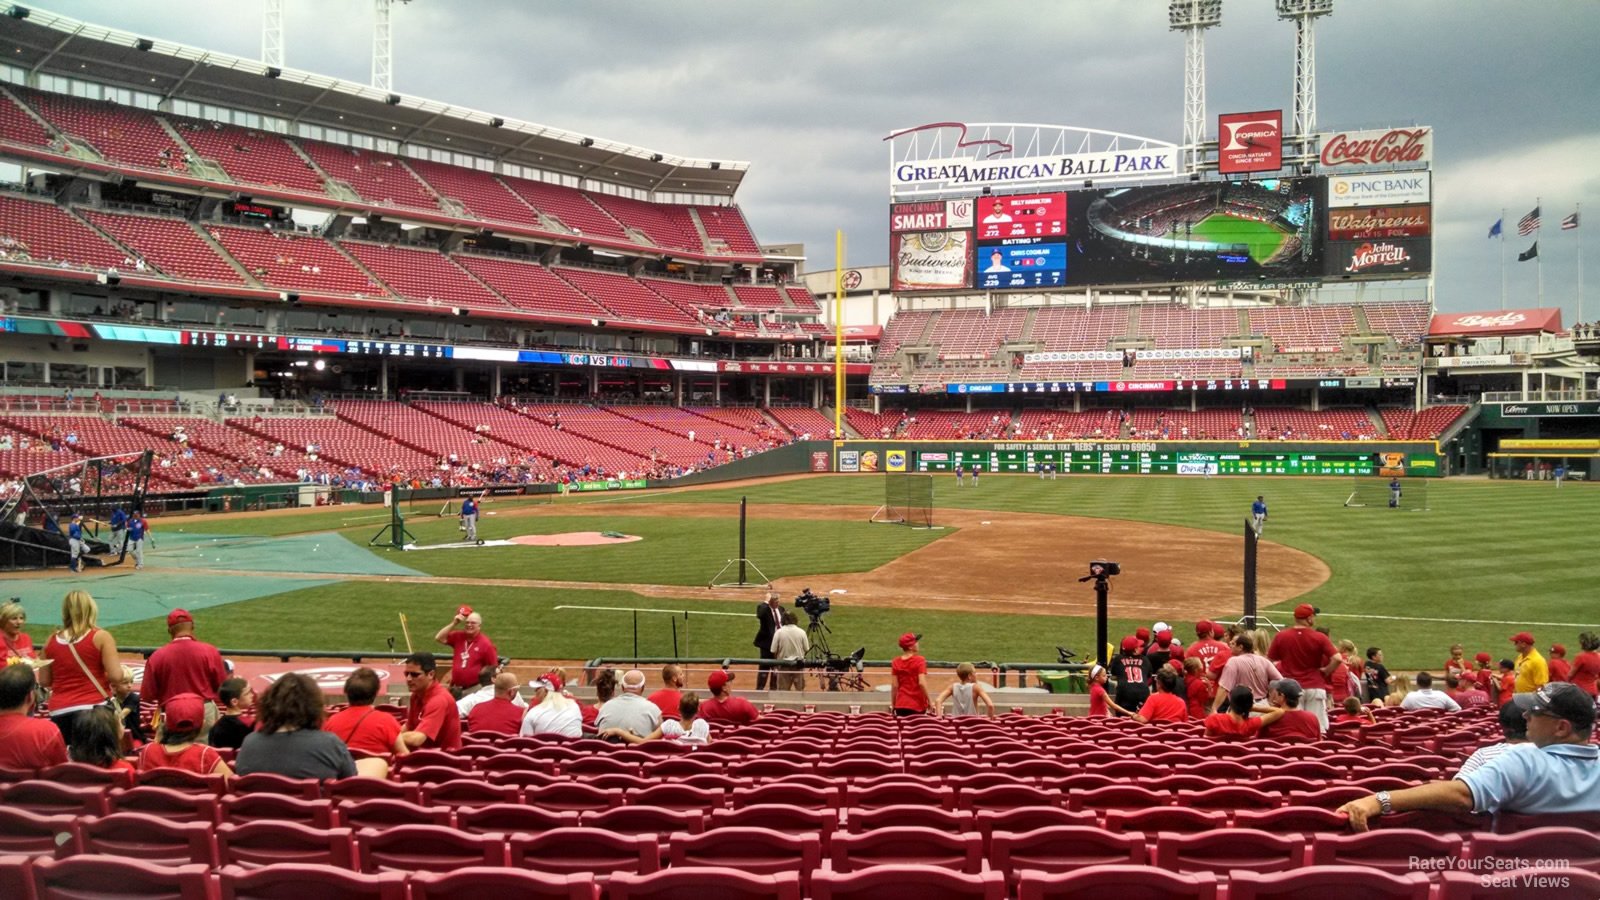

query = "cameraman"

[753,590,783,690]
[771,610,809,691]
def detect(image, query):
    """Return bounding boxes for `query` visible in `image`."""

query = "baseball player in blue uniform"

[67,513,85,571]
[1388,477,1402,508]
[109,506,128,552]
[127,511,147,570]
[1251,495,1268,536]
[460,494,479,543]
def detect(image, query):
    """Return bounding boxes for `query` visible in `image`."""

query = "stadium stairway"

[187,221,261,286]
[1364,406,1390,437]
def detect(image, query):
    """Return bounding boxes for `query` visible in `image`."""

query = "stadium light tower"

[262,0,284,68]
[372,0,411,92]
[1277,0,1334,162]
[1169,0,1222,175]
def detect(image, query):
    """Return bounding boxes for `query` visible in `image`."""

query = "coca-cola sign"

[1328,204,1432,240]
[1217,110,1284,175]
[1320,127,1432,169]
[1326,238,1431,278]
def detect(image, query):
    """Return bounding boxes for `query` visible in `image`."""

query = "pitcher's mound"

[509,532,642,547]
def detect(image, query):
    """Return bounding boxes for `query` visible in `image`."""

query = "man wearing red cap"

[1184,620,1231,679]
[891,633,930,716]
[698,669,759,725]
[1510,632,1548,693]
[1267,603,1338,732]
[141,609,227,740]
[1547,645,1571,683]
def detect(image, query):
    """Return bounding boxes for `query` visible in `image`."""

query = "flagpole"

[1499,207,1507,310]
[1535,196,1545,307]
[1578,202,1585,323]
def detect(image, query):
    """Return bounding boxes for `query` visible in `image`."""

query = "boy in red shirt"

[1494,659,1516,707]
[890,633,930,716]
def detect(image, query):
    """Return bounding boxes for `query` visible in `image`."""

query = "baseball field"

[1189,212,1291,264]
[9,474,1594,673]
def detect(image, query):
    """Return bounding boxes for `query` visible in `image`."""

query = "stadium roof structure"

[1428,308,1563,339]
[0,4,750,197]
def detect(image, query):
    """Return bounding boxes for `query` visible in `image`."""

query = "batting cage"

[1343,476,1430,511]
[0,450,153,570]
[871,472,935,528]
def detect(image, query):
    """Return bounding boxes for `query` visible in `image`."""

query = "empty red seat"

[1311,830,1464,875]
[1016,865,1219,900]
[40,763,134,790]
[31,855,215,900]
[1175,786,1281,810]
[668,828,820,885]
[0,807,74,855]
[419,780,519,808]
[845,805,972,834]
[455,803,576,834]
[68,812,218,867]
[230,773,319,799]
[1232,806,1349,834]
[811,865,1005,900]
[1466,826,1600,870]
[584,806,703,836]
[1067,786,1169,812]
[1103,808,1227,835]
[408,867,600,900]
[507,828,657,877]
[608,867,801,900]
[1153,829,1305,875]
[323,778,421,805]
[399,766,477,786]
[1227,865,1432,900]
[336,798,454,829]
[355,825,507,873]
[959,783,1060,811]
[218,862,407,900]
[990,826,1145,883]
[730,782,838,810]
[1438,867,1600,900]
[849,782,954,811]
[528,782,622,812]
[708,804,837,842]
[3,781,109,817]
[220,794,336,829]
[105,786,217,824]
[624,784,724,811]
[214,821,355,870]
[974,807,1096,841]
[829,827,984,874]
[134,769,226,794]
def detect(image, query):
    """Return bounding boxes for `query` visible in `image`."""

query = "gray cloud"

[35,0,1600,321]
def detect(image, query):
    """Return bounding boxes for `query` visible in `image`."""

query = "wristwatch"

[1375,791,1393,816]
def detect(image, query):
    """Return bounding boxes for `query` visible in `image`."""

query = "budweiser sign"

[1320,128,1432,168]
[1344,242,1411,273]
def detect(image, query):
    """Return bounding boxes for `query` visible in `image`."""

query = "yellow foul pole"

[833,230,845,439]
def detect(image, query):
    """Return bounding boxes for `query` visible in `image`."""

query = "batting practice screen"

[879,473,935,528]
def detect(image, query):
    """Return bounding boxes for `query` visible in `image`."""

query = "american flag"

[1517,206,1541,236]
[1561,210,1580,230]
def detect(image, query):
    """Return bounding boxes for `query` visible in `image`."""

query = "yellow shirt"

[1514,649,1549,693]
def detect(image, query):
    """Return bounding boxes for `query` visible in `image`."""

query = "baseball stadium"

[0,2,1597,898]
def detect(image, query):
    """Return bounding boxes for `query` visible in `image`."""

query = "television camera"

[794,587,830,623]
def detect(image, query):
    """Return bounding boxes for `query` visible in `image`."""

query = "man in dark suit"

[753,590,784,690]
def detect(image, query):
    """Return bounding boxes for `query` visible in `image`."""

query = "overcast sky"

[39,0,1600,321]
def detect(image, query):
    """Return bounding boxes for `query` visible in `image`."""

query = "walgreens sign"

[1320,127,1432,169]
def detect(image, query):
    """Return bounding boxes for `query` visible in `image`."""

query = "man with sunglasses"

[1338,682,1599,830]
[397,652,461,752]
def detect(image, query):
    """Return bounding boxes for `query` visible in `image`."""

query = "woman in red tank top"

[38,590,121,745]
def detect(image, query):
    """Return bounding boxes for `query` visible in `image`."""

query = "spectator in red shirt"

[1450,674,1492,709]
[697,669,759,726]
[1110,667,1187,723]
[1495,660,1516,707]
[1203,685,1286,740]
[138,693,233,777]
[434,609,497,699]
[1332,696,1378,726]
[1267,604,1338,733]
[1571,633,1600,699]
[1182,657,1214,719]
[1472,652,1496,693]
[38,590,120,746]
[466,671,525,735]
[891,633,930,716]
[646,664,685,721]
[398,652,462,752]
[0,600,35,663]
[1548,644,1571,683]
[69,706,134,775]
[1259,678,1322,742]
[141,609,227,740]
[1443,643,1469,683]
[325,667,402,756]
[0,662,67,769]
[1087,665,1110,717]
[1184,619,1230,679]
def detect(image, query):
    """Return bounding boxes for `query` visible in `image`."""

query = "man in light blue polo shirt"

[1337,682,1599,830]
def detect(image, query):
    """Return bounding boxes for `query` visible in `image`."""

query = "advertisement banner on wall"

[1217,110,1284,175]
[1319,127,1432,169]
[1326,237,1432,278]
[885,449,908,472]
[812,451,834,473]
[1328,171,1430,207]
[890,199,975,232]
[859,451,881,473]
[1328,204,1432,241]
[891,230,973,292]
[975,193,1067,241]
[837,450,860,473]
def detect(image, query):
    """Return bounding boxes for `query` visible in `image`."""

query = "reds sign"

[1320,127,1432,169]
[1217,111,1283,175]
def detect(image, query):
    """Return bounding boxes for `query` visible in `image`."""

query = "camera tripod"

[804,614,832,664]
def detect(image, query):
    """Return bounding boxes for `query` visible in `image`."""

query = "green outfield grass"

[42,474,1599,673]
[1188,212,1288,263]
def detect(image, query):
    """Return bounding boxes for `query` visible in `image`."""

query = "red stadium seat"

[1311,830,1465,875]
[583,806,703,836]
[844,805,973,834]
[419,780,520,808]
[973,807,1096,841]
[106,786,217,824]
[1226,865,1432,900]
[219,794,336,829]
[828,827,984,874]
[408,867,600,900]
[229,773,319,799]
[68,812,218,867]
[398,766,477,786]
[2,781,109,817]
[1232,806,1350,834]
[134,770,226,794]
[989,826,1145,883]
[1103,808,1227,835]
[1489,810,1600,834]
[849,782,954,810]
[214,821,356,870]
[527,782,623,812]
[1438,867,1600,900]
[30,855,216,900]
[1466,826,1600,869]
[454,803,577,834]
[355,825,508,873]
[624,784,724,811]
[39,763,134,790]
[1015,865,1218,900]
[324,778,421,805]
[668,828,821,885]
[811,865,1005,900]
[1153,829,1306,875]
[0,855,33,900]
[956,782,1062,811]
[1175,786,1281,810]
[608,868,801,900]
[1067,786,1169,812]
[505,828,657,878]
[335,798,454,829]
[729,782,839,810]
[217,862,407,900]
[0,807,74,855]
[708,804,837,842]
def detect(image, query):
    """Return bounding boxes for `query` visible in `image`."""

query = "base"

[710,558,771,588]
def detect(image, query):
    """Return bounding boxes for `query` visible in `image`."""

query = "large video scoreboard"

[913,447,1382,476]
